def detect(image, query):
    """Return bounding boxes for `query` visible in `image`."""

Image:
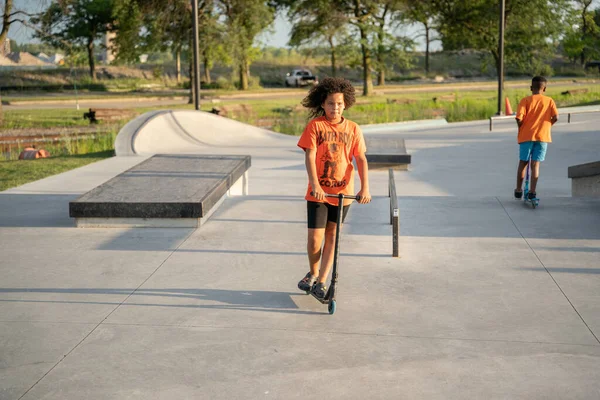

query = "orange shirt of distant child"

[297,116,366,206]
[516,94,558,143]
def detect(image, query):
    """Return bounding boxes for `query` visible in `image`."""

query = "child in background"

[514,76,558,200]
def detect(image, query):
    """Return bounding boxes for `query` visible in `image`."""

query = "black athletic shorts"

[307,201,351,229]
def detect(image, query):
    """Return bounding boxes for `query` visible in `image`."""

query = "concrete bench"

[568,160,600,198]
[365,136,411,170]
[69,154,251,227]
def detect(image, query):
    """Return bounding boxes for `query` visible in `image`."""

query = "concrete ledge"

[69,154,251,227]
[365,136,411,170]
[568,161,600,179]
[569,161,600,198]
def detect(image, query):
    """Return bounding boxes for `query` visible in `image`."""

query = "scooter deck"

[523,190,539,208]
[525,198,539,208]
[306,285,335,304]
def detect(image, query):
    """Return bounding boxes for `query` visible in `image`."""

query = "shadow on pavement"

[0,287,322,315]
[519,267,600,275]
[0,193,77,227]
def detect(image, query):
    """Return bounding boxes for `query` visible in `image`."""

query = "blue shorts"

[519,141,548,162]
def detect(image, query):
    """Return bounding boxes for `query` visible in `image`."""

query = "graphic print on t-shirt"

[316,130,350,189]
[320,143,340,180]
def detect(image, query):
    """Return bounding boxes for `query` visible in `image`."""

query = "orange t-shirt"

[297,116,367,206]
[516,94,558,143]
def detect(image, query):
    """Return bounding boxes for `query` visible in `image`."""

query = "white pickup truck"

[285,69,318,87]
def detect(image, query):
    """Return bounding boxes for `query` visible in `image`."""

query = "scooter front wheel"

[328,300,336,315]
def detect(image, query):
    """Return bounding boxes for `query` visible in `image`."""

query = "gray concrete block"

[568,161,600,179]
[569,161,600,197]
[365,136,411,169]
[69,154,251,220]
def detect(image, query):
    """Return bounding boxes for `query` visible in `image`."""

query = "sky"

[8,1,434,51]
[11,1,600,51]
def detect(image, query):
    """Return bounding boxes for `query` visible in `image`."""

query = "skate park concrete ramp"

[114,109,291,156]
[1,109,600,399]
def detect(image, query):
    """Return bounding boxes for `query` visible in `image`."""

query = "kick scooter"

[523,155,539,209]
[306,193,360,315]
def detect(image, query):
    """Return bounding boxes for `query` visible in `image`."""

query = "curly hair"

[301,77,356,120]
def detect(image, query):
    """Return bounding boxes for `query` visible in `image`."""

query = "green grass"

[1,80,598,191]
[2,108,98,129]
[2,130,118,161]
[191,83,600,133]
[0,150,114,192]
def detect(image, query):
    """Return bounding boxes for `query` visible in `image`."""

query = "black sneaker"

[311,282,327,299]
[514,189,523,199]
[527,192,537,200]
[298,273,317,291]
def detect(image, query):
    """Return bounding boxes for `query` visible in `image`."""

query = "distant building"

[36,52,51,63]
[50,53,65,65]
[35,52,65,65]
[8,52,52,66]
[5,52,56,70]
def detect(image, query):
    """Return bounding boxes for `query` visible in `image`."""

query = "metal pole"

[191,0,201,110]
[497,0,505,115]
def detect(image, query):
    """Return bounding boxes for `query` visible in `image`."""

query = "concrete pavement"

[1,112,599,399]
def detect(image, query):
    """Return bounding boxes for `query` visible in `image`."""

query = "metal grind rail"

[489,107,600,131]
[388,168,400,258]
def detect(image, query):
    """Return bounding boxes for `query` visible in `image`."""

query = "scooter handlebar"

[311,192,361,201]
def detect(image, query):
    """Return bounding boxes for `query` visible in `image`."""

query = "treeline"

[4,0,600,96]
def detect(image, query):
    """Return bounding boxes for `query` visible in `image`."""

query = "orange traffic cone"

[505,97,514,115]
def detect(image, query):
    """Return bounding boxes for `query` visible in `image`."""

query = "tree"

[433,0,570,77]
[218,0,275,90]
[1,0,32,124]
[33,0,118,80]
[287,0,348,77]
[335,0,379,95]
[372,0,413,86]
[403,0,439,75]
[562,1,600,65]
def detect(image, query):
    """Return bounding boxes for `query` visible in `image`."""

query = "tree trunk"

[328,36,337,77]
[0,0,13,55]
[0,0,13,124]
[359,27,373,96]
[581,1,590,65]
[239,59,248,90]
[87,38,96,81]
[202,49,211,84]
[176,48,181,84]
[425,25,430,75]
[378,69,384,86]
[188,55,195,104]
[376,29,385,86]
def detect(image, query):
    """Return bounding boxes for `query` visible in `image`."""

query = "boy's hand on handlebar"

[356,189,371,204]
[311,188,326,201]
